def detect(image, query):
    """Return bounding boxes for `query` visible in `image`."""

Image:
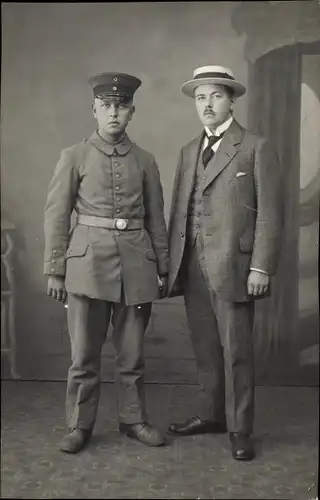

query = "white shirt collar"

[205,115,233,137]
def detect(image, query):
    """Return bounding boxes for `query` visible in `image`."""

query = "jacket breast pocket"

[235,173,254,198]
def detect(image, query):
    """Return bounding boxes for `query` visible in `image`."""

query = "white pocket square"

[236,172,247,178]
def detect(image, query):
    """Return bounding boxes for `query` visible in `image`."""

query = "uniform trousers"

[66,292,151,430]
[182,233,255,434]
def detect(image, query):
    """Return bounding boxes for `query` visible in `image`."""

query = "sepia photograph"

[1,1,319,499]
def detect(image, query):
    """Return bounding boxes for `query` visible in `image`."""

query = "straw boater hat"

[181,65,246,98]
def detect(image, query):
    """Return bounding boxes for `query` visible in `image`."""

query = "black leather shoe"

[59,428,92,454]
[119,422,165,447]
[230,432,255,461]
[168,416,227,435]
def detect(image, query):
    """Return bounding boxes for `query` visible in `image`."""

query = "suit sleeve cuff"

[250,267,269,275]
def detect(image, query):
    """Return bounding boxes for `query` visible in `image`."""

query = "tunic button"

[116,209,120,214]
[115,186,120,191]
[116,232,120,236]
[114,161,119,167]
[116,173,121,178]
[116,197,121,202]
[204,176,207,180]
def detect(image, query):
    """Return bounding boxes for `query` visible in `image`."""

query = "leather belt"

[77,214,144,230]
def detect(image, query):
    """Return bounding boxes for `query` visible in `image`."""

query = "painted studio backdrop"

[1,2,319,385]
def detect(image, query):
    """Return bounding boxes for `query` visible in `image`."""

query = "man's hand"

[47,275,67,304]
[247,270,269,297]
[158,275,168,299]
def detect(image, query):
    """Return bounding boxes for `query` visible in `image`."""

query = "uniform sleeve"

[143,157,169,276]
[251,138,284,275]
[44,148,79,276]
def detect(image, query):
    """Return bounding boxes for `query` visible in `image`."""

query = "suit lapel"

[202,120,244,191]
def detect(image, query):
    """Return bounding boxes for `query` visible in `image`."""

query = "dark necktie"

[202,132,225,168]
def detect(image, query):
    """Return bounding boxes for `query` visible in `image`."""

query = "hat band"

[95,93,131,103]
[93,84,134,98]
[194,72,235,81]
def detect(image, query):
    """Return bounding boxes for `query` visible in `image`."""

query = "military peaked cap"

[88,72,142,102]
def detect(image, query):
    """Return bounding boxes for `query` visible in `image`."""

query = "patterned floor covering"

[1,381,319,499]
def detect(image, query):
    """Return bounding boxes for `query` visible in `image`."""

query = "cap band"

[95,93,132,103]
[93,84,135,97]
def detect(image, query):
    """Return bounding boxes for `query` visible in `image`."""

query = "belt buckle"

[115,218,127,230]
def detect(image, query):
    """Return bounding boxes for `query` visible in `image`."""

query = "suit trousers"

[66,292,151,430]
[182,233,255,434]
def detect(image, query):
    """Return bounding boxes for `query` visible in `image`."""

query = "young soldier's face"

[93,98,135,136]
[194,84,234,130]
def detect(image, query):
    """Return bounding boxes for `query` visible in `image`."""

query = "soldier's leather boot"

[59,428,92,454]
[119,422,165,447]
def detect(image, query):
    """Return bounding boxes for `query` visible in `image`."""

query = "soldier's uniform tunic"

[44,130,168,430]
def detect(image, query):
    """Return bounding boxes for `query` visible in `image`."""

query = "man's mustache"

[204,109,215,116]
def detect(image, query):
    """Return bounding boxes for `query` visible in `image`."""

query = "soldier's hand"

[47,275,67,304]
[247,270,269,297]
[158,275,168,299]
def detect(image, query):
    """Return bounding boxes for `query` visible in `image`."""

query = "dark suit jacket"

[168,119,283,302]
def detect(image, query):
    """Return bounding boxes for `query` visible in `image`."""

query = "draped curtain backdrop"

[248,41,319,385]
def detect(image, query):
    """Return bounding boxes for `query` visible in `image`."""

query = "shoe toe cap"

[139,427,165,446]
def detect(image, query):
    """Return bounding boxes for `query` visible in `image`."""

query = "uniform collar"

[205,115,233,138]
[89,130,133,156]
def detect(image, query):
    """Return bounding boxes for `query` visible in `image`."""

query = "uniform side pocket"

[145,249,157,262]
[66,225,89,259]
[66,242,89,259]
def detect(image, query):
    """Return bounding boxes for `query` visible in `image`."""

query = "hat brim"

[181,78,246,98]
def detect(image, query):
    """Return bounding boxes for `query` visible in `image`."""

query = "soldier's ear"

[92,102,97,118]
[128,104,135,121]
